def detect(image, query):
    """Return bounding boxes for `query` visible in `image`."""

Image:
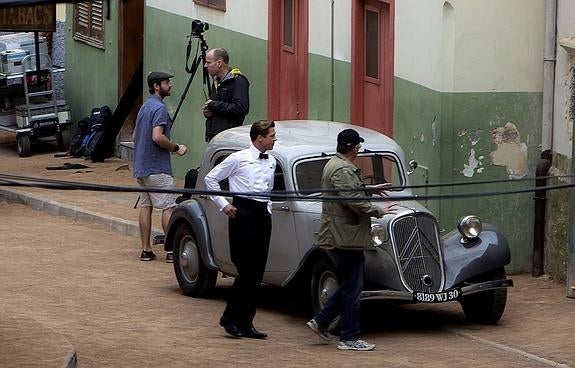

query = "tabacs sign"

[0,4,55,32]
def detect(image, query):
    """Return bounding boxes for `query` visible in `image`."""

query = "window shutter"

[90,1,104,41]
[73,0,105,49]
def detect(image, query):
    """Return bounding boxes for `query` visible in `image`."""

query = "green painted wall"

[307,54,350,123]
[545,152,571,281]
[145,8,268,178]
[394,77,543,273]
[64,4,119,123]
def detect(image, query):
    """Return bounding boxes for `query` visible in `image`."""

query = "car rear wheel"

[173,223,217,297]
[460,268,508,324]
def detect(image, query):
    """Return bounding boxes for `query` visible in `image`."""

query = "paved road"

[1,202,574,368]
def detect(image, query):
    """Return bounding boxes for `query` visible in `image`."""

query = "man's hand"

[223,204,237,219]
[202,100,213,118]
[368,182,393,196]
[384,202,398,215]
[175,144,188,156]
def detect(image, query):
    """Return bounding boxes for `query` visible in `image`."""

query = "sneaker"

[140,250,157,261]
[337,340,375,351]
[165,252,174,263]
[306,319,332,341]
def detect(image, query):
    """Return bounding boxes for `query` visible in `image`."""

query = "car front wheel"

[173,224,217,297]
[460,268,508,324]
[310,258,339,314]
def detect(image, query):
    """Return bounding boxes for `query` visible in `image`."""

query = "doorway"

[268,0,309,120]
[351,0,394,135]
[118,0,143,139]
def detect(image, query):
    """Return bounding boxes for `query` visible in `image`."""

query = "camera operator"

[202,48,250,142]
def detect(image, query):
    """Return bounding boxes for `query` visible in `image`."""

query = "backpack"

[68,106,112,158]
[67,117,91,156]
[89,105,112,126]
[74,122,104,157]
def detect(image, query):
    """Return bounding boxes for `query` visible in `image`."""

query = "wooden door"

[351,0,394,135]
[118,0,143,139]
[268,0,308,120]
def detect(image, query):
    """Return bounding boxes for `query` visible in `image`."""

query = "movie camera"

[173,20,212,124]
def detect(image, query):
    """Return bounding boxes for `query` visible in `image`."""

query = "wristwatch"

[173,144,179,153]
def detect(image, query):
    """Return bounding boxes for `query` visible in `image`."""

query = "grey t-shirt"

[133,95,172,178]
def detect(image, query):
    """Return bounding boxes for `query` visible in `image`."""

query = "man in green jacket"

[307,128,396,351]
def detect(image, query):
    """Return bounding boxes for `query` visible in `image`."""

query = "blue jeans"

[314,248,365,341]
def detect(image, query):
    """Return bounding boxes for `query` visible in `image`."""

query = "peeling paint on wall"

[461,148,482,177]
[566,66,575,143]
[431,115,437,147]
[490,122,528,179]
[469,130,481,146]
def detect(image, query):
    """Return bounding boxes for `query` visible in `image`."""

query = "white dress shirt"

[204,145,276,214]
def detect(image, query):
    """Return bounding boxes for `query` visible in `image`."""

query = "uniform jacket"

[318,153,386,250]
[205,68,250,141]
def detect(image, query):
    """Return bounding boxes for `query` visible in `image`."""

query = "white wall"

[146,0,268,40]
[396,0,545,93]
[308,0,352,61]
[553,0,575,157]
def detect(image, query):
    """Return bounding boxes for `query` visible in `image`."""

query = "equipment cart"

[0,51,70,157]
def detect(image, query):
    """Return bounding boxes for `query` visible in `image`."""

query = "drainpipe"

[532,0,557,277]
[532,150,552,277]
[330,0,335,121]
[541,0,557,151]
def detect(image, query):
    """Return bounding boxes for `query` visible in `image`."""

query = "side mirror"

[407,160,418,175]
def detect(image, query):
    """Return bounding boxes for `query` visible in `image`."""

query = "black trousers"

[221,197,271,330]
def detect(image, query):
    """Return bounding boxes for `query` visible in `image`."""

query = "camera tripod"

[172,32,212,124]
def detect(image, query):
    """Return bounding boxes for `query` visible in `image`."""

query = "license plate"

[413,288,461,303]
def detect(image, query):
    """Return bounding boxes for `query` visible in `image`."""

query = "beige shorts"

[136,173,179,210]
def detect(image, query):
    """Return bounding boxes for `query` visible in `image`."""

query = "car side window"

[294,158,329,195]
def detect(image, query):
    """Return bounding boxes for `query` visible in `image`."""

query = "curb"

[0,188,161,239]
[0,312,78,368]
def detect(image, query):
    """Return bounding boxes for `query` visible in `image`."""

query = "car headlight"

[371,224,386,248]
[457,215,482,242]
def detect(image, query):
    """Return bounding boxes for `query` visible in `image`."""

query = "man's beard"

[159,88,171,98]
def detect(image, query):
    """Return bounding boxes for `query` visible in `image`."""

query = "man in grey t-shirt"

[133,71,187,262]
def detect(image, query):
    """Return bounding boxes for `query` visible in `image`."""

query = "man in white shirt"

[204,120,277,339]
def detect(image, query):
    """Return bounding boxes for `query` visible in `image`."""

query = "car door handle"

[199,194,207,199]
[280,206,290,211]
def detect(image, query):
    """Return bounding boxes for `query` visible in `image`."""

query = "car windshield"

[294,153,403,195]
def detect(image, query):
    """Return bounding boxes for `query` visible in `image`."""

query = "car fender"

[442,223,511,289]
[165,199,218,271]
[280,245,335,287]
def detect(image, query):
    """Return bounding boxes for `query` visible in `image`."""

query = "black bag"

[175,167,199,204]
[68,117,93,157]
[90,105,112,126]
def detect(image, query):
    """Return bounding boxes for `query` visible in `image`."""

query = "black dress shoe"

[221,323,243,338]
[242,326,267,339]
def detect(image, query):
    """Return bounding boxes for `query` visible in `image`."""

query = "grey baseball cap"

[147,71,173,87]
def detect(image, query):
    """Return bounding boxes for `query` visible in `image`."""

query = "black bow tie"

[259,152,269,159]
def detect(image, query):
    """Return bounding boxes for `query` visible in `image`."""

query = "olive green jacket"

[317,153,386,250]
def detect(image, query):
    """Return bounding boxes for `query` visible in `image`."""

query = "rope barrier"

[1,172,573,203]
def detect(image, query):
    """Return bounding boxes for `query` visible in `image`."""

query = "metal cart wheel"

[17,134,31,157]
[56,131,65,151]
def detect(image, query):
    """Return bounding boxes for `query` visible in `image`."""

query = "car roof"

[207,120,404,160]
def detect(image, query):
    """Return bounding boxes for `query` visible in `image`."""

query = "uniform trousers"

[220,196,271,330]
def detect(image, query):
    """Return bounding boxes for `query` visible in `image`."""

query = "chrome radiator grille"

[390,213,443,293]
